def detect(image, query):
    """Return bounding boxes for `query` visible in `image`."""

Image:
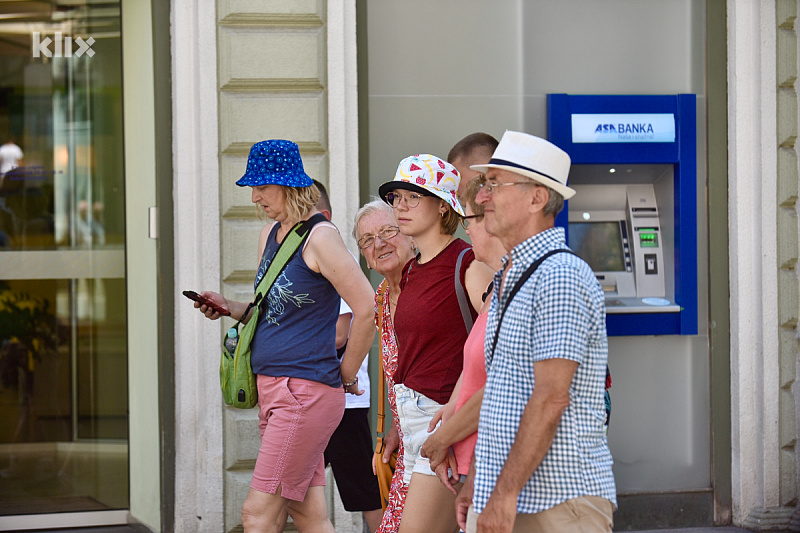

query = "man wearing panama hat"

[456,131,616,533]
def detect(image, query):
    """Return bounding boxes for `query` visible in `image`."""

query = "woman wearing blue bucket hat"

[194,140,375,532]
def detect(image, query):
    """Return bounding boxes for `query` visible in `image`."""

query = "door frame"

[0,0,163,530]
[121,0,161,529]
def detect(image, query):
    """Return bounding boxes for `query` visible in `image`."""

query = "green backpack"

[220,214,326,408]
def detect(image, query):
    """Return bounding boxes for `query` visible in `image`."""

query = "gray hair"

[543,187,565,217]
[512,180,565,218]
[352,196,395,241]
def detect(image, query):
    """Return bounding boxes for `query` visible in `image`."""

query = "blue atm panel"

[547,94,697,336]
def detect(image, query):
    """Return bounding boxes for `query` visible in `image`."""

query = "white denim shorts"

[393,383,443,485]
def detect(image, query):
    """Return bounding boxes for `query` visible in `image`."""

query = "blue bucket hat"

[236,139,313,188]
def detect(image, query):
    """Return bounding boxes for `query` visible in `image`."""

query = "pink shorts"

[251,375,344,501]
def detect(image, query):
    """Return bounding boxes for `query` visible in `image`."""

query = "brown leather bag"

[374,288,398,512]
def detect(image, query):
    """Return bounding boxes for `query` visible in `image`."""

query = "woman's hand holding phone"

[183,290,231,318]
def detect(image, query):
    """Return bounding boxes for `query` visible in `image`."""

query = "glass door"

[0,0,128,520]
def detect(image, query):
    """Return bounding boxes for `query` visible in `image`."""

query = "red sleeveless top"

[393,239,477,404]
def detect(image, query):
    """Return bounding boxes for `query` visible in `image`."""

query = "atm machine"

[548,94,710,526]
[548,94,698,336]
[568,178,680,316]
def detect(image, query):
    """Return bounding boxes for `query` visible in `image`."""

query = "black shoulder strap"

[454,247,473,333]
[295,212,329,236]
[481,281,494,303]
[489,249,576,361]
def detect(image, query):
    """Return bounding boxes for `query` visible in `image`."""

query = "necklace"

[419,236,454,264]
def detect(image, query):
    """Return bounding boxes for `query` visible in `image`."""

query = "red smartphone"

[183,290,231,316]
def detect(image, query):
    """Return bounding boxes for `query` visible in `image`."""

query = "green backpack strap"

[222,213,328,408]
[236,213,328,341]
[253,213,328,316]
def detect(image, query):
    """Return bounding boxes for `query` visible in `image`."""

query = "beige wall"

[173,0,361,529]
[216,1,362,531]
[216,1,330,530]
[728,0,800,528]
[123,0,161,529]
[775,0,799,516]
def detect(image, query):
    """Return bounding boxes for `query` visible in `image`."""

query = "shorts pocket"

[282,378,308,408]
[414,392,442,416]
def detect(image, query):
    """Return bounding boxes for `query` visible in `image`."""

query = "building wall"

[776,0,800,520]
[728,0,800,529]
[362,0,797,527]
[215,2,330,526]
[172,0,361,531]
[172,0,225,529]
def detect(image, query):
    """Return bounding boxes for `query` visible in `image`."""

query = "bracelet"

[342,376,358,388]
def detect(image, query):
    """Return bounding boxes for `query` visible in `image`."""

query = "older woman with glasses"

[377,155,494,533]
[353,199,416,533]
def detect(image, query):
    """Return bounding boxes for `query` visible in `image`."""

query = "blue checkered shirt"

[473,227,616,514]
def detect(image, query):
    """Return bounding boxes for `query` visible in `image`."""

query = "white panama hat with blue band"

[470,130,575,200]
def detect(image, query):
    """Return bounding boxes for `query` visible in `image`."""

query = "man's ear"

[529,185,549,213]
[320,209,332,221]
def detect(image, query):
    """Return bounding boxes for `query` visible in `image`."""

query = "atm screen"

[569,221,626,272]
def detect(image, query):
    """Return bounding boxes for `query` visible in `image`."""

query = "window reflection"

[0,1,127,518]
[0,0,124,252]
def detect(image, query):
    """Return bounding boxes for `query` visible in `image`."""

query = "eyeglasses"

[460,214,484,230]
[478,180,532,194]
[386,192,424,209]
[357,225,400,250]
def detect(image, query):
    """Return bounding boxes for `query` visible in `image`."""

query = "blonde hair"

[461,175,486,216]
[441,202,460,235]
[283,184,321,221]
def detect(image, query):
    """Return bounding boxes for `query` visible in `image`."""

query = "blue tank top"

[250,222,341,387]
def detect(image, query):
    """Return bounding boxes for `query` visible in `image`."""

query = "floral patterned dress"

[376,279,408,533]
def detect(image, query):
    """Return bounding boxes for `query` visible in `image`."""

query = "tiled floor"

[0,443,128,516]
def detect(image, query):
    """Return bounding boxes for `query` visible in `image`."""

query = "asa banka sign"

[571,113,676,143]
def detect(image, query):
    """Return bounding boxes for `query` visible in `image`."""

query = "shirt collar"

[508,226,566,266]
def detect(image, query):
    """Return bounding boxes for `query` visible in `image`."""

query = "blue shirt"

[250,222,341,387]
[473,227,616,514]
